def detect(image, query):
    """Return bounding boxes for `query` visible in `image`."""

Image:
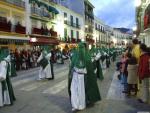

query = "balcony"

[15,24,26,34]
[32,27,57,37]
[64,21,81,29]
[95,27,105,33]
[31,7,51,19]
[85,27,93,33]
[1,0,25,8]
[0,17,26,34]
[0,21,11,32]
[85,11,94,19]
[32,28,42,35]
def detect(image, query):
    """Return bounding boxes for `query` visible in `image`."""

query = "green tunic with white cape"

[90,46,104,80]
[0,51,16,107]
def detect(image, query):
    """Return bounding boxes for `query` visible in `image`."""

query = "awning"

[29,0,40,6]
[39,2,49,10]
[0,35,29,41]
[49,6,59,14]
[29,36,59,45]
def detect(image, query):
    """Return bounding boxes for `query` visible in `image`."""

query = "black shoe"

[47,78,54,80]
[138,99,144,103]
[122,91,128,93]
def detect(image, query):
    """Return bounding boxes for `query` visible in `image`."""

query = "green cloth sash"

[38,57,48,69]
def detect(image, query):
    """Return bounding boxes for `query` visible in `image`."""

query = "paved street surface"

[0,61,150,113]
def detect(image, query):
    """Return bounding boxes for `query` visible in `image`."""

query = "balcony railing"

[15,24,26,34]
[0,16,26,34]
[2,0,25,8]
[95,27,105,33]
[64,21,81,29]
[85,28,93,33]
[32,27,57,37]
[31,7,51,19]
[0,21,11,32]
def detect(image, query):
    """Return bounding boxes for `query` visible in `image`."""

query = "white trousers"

[0,83,11,107]
[39,63,52,79]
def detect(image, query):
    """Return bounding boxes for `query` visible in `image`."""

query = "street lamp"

[132,26,137,31]
[64,17,67,21]
[30,38,37,42]
[85,25,88,28]
[135,0,141,7]
[133,34,136,38]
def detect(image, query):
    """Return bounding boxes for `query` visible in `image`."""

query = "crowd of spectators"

[117,38,150,104]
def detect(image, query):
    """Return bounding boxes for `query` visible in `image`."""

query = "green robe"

[85,52,101,105]
[68,50,101,105]
[10,56,17,77]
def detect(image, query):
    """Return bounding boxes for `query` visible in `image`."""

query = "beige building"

[136,0,150,47]
[0,0,29,51]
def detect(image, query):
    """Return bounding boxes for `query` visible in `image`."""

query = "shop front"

[0,35,29,51]
[29,35,59,51]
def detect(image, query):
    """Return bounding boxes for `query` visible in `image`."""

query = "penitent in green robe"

[1,60,16,105]
[68,47,101,106]
[10,56,17,77]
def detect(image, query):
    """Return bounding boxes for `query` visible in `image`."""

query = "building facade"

[0,0,129,51]
[26,0,59,50]
[136,0,150,47]
[93,17,106,47]
[84,0,95,43]
[0,0,28,51]
[53,4,84,42]
[112,28,131,47]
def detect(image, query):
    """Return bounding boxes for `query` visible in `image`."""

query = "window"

[99,25,100,30]
[95,23,97,29]
[70,15,73,26]
[76,31,79,39]
[64,28,67,40]
[71,30,74,39]
[64,12,67,18]
[41,22,46,28]
[76,17,79,26]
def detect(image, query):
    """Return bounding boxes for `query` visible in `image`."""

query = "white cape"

[0,61,11,107]
[37,53,52,79]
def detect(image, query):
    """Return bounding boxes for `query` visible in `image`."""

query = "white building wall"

[53,5,85,40]
[25,0,31,34]
[94,17,106,44]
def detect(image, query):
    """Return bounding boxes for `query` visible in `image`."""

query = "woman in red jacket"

[138,44,150,103]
